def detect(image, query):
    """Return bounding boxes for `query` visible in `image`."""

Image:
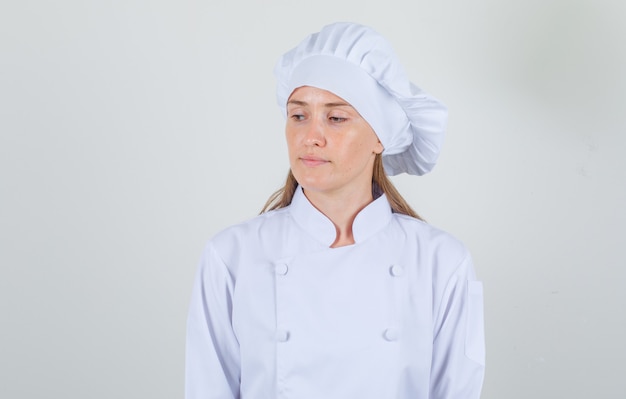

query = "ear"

[373,140,384,155]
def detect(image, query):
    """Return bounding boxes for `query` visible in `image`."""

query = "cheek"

[285,124,305,145]
[285,134,302,170]
[351,141,367,156]
[285,130,297,153]
[286,143,298,166]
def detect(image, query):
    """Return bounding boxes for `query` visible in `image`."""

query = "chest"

[232,241,433,356]
[229,233,438,397]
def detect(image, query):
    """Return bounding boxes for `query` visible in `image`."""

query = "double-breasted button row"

[276,263,402,277]
[274,328,399,342]
[274,262,401,343]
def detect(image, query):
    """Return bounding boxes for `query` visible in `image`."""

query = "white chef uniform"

[186,186,485,399]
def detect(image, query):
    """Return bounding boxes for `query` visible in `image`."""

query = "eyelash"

[288,114,348,123]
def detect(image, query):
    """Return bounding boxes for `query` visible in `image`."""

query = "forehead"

[287,86,352,106]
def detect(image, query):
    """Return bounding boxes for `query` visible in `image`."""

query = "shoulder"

[210,207,291,249]
[391,213,473,276]
[201,207,297,272]
[392,213,468,254]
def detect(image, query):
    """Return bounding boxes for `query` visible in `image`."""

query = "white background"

[1,1,625,398]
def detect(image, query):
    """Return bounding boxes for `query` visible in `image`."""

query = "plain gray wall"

[1,1,625,398]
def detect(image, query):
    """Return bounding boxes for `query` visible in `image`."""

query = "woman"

[186,22,485,399]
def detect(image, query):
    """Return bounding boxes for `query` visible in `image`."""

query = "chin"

[294,174,332,193]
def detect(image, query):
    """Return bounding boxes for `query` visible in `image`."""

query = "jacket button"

[276,329,290,342]
[275,263,288,276]
[389,264,404,277]
[383,328,399,342]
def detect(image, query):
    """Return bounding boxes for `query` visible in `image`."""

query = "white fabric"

[274,22,448,176]
[185,187,485,399]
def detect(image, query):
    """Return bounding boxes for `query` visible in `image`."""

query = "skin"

[285,86,384,247]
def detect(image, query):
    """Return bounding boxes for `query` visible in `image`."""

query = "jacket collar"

[289,185,393,247]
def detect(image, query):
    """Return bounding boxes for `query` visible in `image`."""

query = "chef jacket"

[186,186,485,399]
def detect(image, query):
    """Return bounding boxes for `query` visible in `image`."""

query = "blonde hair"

[261,154,422,220]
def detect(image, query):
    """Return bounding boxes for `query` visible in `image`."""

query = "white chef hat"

[274,22,448,176]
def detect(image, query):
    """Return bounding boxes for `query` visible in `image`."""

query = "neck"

[302,185,374,248]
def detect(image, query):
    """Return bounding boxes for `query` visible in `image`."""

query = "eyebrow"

[287,99,352,108]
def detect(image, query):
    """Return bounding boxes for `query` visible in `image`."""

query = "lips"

[300,155,329,167]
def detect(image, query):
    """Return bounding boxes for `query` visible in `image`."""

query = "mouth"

[299,156,329,167]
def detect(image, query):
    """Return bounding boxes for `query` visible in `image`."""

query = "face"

[285,86,384,197]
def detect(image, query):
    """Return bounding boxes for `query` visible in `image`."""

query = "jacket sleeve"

[185,241,240,399]
[430,253,485,399]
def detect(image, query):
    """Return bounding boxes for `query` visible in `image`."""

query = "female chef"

[186,22,485,399]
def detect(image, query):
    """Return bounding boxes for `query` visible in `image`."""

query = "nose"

[304,117,326,146]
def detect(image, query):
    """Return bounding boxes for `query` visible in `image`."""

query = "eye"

[290,113,305,121]
[329,116,347,123]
